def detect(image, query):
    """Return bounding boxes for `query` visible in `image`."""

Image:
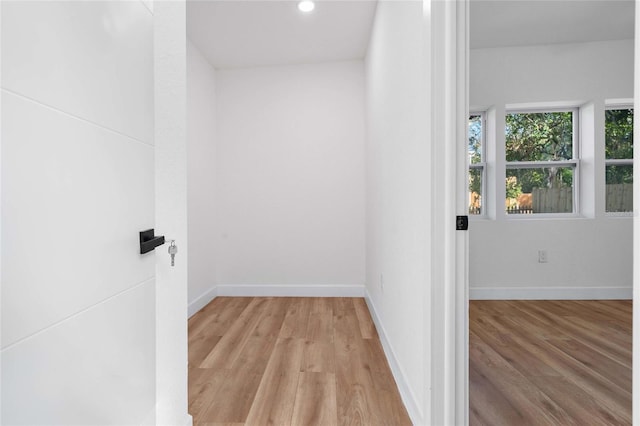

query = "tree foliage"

[506,112,573,162]
[605,108,634,185]
[505,112,573,193]
[468,115,482,165]
[468,116,483,205]
[605,109,633,159]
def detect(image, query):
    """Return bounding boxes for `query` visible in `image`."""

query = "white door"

[2,2,161,423]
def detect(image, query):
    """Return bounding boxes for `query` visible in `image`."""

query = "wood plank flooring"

[188,297,412,426]
[469,300,632,426]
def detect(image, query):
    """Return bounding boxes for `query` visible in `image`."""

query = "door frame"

[633,0,639,422]
[454,0,470,423]
[429,0,468,423]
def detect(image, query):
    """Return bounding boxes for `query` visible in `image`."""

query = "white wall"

[470,39,634,299]
[214,61,366,293]
[2,2,156,424]
[365,1,429,422]
[187,40,218,315]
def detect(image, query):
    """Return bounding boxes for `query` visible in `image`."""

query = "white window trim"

[505,160,578,169]
[505,107,580,218]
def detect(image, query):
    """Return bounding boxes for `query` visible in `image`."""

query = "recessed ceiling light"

[298,0,315,13]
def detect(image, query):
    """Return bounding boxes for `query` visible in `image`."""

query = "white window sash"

[505,160,578,169]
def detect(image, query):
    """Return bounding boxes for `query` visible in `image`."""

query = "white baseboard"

[470,286,632,300]
[364,290,423,425]
[189,285,365,317]
[216,284,365,298]
[188,286,218,318]
[140,408,191,426]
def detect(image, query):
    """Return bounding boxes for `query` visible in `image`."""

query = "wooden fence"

[606,183,633,212]
[503,184,633,214]
[506,206,534,214]
[469,206,482,215]
[532,187,573,213]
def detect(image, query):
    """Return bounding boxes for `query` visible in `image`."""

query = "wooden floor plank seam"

[470,300,631,425]
[190,298,630,425]
[189,297,411,426]
[514,301,632,367]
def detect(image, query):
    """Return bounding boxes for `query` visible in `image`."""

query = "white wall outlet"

[538,250,548,263]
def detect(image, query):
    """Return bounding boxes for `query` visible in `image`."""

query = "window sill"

[469,214,489,221]
[504,213,585,221]
[605,212,634,219]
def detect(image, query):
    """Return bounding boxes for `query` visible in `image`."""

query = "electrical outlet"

[538,250,548,263]
[380,273,384,293]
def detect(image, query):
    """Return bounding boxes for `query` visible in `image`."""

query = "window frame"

[504,107,580,217]
[468,112,487,217]
[604,104,634,216]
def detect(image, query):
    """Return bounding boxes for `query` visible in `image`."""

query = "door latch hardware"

[139,229,165,254]
[456,216,469,231]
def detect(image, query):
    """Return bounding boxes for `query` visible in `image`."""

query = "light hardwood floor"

[188,297,412,426]
[469,300,632,426]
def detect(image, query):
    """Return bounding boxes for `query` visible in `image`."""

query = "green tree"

[468,115,483,212]
[605,108,633,185]
[506,112,573,193]
[505,176,522,200]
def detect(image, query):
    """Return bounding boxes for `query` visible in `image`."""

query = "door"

[2,2,161,423]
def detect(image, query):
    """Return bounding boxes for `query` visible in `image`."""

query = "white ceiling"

[187,0,635,70]
[187,0,378,69]
[471,0,635,49]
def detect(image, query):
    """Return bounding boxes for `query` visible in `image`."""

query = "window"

[468,114,485,215]
[505,109,578,214]
[605,107,633,213]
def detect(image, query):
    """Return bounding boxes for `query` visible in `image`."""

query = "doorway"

[465,1,637,423]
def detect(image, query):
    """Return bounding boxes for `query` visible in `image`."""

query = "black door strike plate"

[456,216,469,231]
